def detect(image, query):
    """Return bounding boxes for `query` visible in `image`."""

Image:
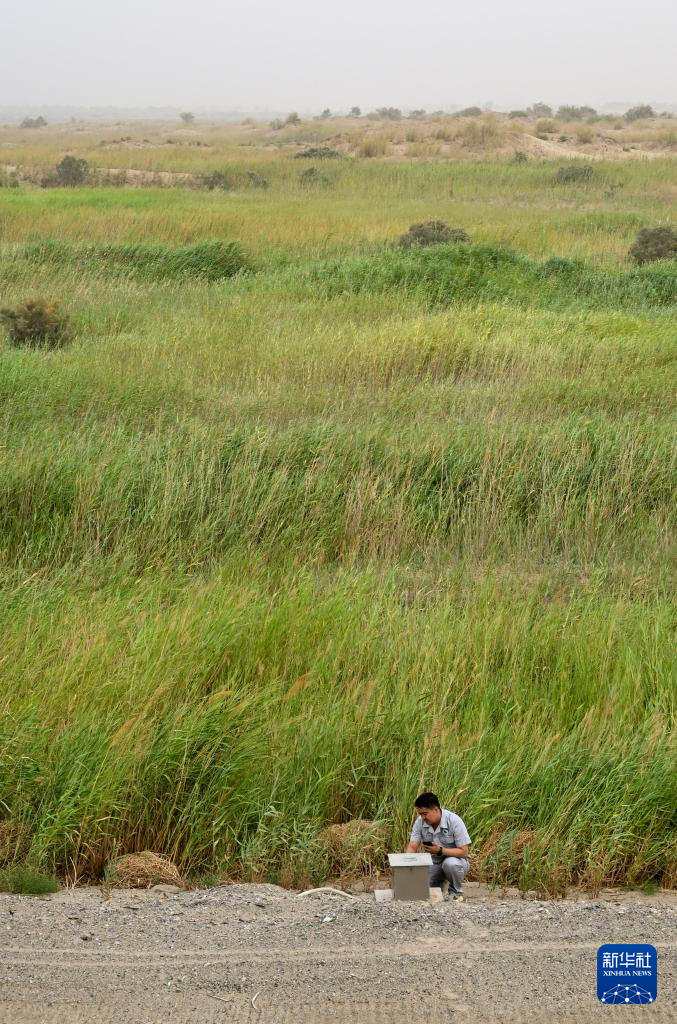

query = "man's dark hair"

[414,792,440,809]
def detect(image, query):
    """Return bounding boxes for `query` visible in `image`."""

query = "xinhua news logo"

[597,943,657,1004]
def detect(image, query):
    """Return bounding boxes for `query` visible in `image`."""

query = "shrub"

[628,226,677,265]
[246,170,269,189]
[270,118,284,130]
[625,104,654,122]
[512,150,528,163]
[508,110,528,119]
[20,115,47,128]
[535,118,557,134]
[396,220,470,249]
[319,108,331,119]
[462,117,501,147]
[0,170,20,188]
[0,865,59,896]
[318,820,388,880]
[375,106,402,121]
[408,109,426,119]
[359,137,389,158]
[294,146,342,159]
[0,298,70,349]
[575,125,594,144]
[56,155,88,186]
[298,166,329,187]
[456,106,482,117]
[554,163,595,184]
[180,111,195,124]
[527,102,553,117]
[285,112,301,126]
[350,106,361,117]
[202,170,228,190]
[556,105,597,120]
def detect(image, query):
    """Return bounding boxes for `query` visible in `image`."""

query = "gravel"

[0,882,674,1022]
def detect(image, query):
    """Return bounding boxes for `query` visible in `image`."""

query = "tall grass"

[0,150,675,893]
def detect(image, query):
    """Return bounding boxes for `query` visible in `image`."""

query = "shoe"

[449,893,464,902]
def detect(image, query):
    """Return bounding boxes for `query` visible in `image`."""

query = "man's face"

[417,805,442,827]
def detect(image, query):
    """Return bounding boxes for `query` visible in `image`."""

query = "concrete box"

[387,852,432,901]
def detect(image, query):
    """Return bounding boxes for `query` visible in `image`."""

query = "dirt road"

[0,883,674,1023]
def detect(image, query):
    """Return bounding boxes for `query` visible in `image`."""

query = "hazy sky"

[4,0,676,111]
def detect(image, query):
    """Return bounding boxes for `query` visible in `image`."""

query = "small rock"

[254,899,266,908]
[322,915,333,923]
[150,884,183,894]
[80,933,93,941]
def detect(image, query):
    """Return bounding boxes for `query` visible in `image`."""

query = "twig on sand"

[295,886,355,899]
[251,991,260,1008]
[206,992,232,1005]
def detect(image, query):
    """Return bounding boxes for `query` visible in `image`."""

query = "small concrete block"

[374,888,393,903]
[388,852,432,901]
[429,886,443,905]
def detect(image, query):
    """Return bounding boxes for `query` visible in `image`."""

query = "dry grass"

[107,851,186,889]
[0,821,31,866]
[318,820,388,879]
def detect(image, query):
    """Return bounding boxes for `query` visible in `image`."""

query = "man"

[405,791,471,900]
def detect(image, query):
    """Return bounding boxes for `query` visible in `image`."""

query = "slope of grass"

[0,155,675,893]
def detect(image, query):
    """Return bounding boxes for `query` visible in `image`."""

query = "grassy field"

[0,123,675,894]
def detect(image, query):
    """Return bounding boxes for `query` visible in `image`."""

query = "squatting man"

[405,791,471,900]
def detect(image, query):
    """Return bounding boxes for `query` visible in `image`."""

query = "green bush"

[397,220,470,249]
[298,166,329,187]
[246,170,269,189]
[0,865,59,895]
[508,110,528,119]
[294,146,342,159]
[56,155,89,186]
[375,107,402,121]
[512,151,528,163]
[556,105,597,120]
[625,104,655,122]
[202,170,228,190]
[456,106,482,117]
[628,226,677,266]
[19,116,47,128]
[0,298,70,349]
[554,163,595,184]
[527,102,553,117]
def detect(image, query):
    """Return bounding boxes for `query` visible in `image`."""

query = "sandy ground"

[0,882,674,1023]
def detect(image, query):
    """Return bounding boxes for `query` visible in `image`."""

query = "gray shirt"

[410,808,471,865]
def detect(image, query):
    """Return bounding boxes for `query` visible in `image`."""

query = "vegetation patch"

[12,239,249,282]
[106,852,186,889]
[0,865,59,896]
[396,220,470,249]
[628,225,677,265]
[1,297,70,349]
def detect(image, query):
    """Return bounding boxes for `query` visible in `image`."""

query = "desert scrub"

[0,297,70,349]
[628,225,677,265]
[396,221,470,249]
